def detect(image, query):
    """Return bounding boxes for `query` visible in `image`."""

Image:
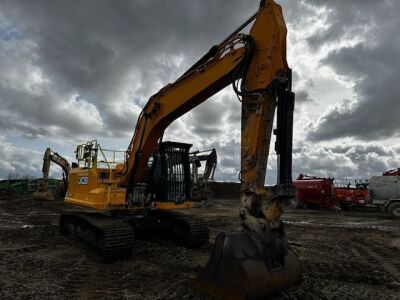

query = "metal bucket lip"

[194,230,302,300]
[196,231,226,280]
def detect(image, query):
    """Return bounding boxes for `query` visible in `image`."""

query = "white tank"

[368,176,400,203]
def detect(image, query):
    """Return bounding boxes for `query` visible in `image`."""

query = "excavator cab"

[146,142,193,204]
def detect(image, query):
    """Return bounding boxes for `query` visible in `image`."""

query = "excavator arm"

[119,2,300,298]
[122,0,290,196]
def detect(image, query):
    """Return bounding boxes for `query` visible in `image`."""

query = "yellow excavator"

[33,148,70,201]
[190,148,217,205]
[60,1,301,298]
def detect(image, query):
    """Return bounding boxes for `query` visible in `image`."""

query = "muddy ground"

[0,195,399,299]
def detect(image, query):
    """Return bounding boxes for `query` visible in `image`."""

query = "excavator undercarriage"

[60,210,209,261]
[60,141,210,260]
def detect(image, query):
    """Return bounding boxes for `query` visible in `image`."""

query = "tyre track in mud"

[63,260,131,300]
[278,225,400,300]
[59,238,212,300]
[351,237,400,283]
[0,226,73,299]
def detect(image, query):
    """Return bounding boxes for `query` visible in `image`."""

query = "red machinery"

[291,174,336,209]
[334,179,369,208]
[353,180,369,205]
[353,189,369,205]
[383,168,400,176]
[335,187,355,207]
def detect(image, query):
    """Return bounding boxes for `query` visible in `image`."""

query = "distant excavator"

[60,1,301,299]
[33,148,70,201]
[190,148,217,205]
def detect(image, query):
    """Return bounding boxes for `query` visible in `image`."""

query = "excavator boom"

[121,0,288,192]
[120,1,300,297]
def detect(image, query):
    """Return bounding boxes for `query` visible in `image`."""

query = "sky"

[0,0,399,183]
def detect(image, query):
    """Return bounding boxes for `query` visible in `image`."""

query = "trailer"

[366,176,400,217]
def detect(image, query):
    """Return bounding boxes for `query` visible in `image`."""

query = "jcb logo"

[78,176,88,185]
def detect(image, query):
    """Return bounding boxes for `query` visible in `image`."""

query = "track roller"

[132,211,210,248]
[59,212,135,261]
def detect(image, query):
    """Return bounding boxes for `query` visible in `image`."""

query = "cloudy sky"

[0,0,399,183]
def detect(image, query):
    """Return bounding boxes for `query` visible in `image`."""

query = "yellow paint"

[65,166,195,211]
[65,167,126,210]
[151,201,195,210]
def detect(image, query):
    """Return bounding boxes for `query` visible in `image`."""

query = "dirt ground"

[1,195,400,299]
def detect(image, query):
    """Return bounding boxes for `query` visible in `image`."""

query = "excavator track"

[133,211,209,248]
[59,212,135,261]
[166,212,210,248]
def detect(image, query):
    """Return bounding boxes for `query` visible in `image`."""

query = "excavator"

[60,1,301,299]
[190,148,217,204]
[33,148,70,201]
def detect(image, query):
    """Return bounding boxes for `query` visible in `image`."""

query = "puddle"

[21,224,35,229]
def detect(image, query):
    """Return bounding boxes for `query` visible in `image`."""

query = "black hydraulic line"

[220,12,257,46]
[182,11,257,79]
[275,69,295,185]
[182,45,219,77]
[231,35,257,99]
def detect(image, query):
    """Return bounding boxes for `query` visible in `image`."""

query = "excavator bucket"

[33,190,55,201]
[195,231,301,300]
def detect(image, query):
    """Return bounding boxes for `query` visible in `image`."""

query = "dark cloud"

[188,96,227,137]
[306,0,400,141]
[296,90,314,103]
[305,0,377,50]
[329,144,393,158]
[291,143,397,180]
[0,0,257,141]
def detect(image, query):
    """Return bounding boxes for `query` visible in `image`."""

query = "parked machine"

[334,178,353,208]
[291,174,337,209]
[60,1,301,298]
[190,148,217,205]
[366,175,400,217]
[334,178,369,208]
[335,187,354,208]
[353,180,369,206]
[382,168,400,176]
[33,148,70,201]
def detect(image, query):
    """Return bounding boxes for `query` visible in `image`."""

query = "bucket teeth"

[195,230,302,300]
